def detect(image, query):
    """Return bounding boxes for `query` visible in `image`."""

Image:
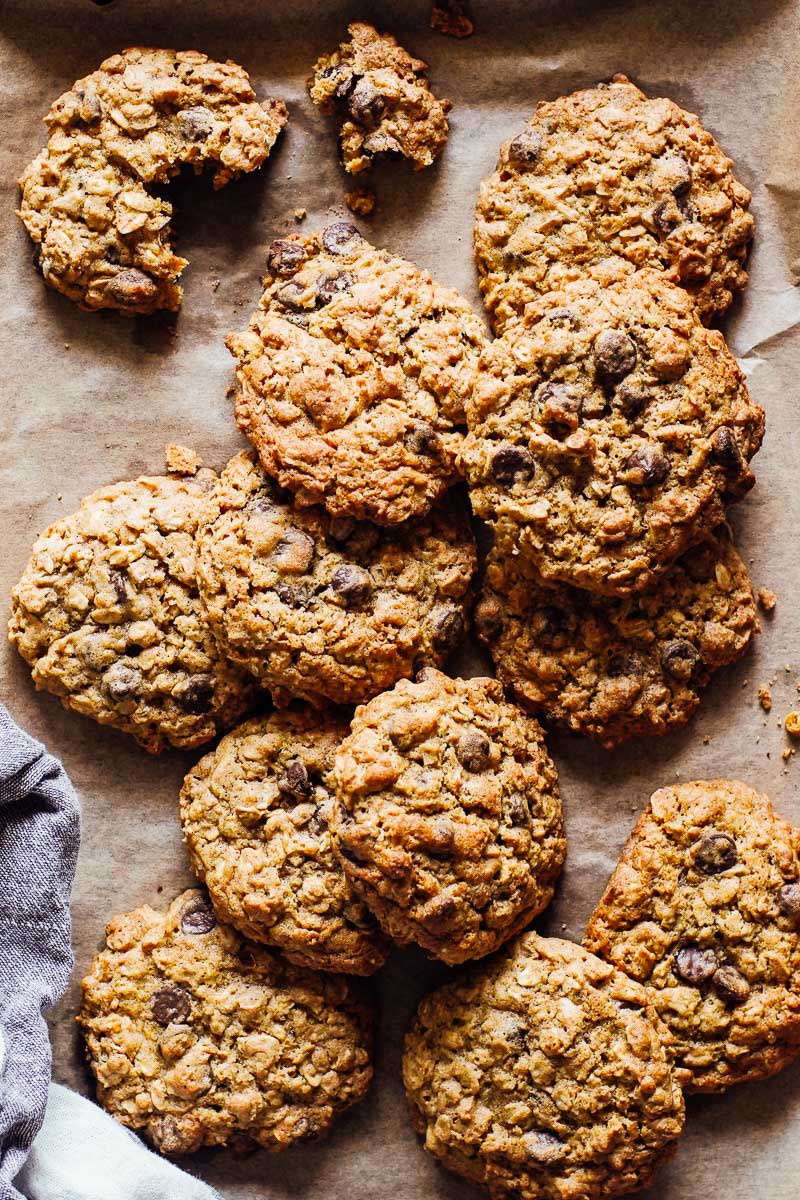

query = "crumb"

[703,735,710,744]
[64,342,70,349]
[783,748,795,762]
[431,0,475,37]
[757,587,777,612]
[758,685,773,713]
[211,278,220,292]
[294,208,307,222]
[345,187,376,217]
[165,444,202,475]
[57,493,63,502]
[785,712,800,737]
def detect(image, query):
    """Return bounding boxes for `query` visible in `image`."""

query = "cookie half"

[227,223,487,526]
[180,710,389,975]
[585,780,800,1092]
[331,669,565,964]
[474,74,754,332]
[403,932,685,1199]
[79,890,373,1154]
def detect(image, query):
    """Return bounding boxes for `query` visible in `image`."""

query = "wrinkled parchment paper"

[2,1,800,1196]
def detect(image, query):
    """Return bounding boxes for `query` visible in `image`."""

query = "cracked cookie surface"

[474,75,753,333]
[403,932,685,1199]
[474,528,757,747]
[331,669,565,964]
[19,47,287,313]
[459,270,763,596]
[79,889,373,1154]
[309,22,450,174]
[196,452,476,706]
[9,464,254,752]
[228,223,487,526]
[180,710,389,975]
[585,780,800,1092]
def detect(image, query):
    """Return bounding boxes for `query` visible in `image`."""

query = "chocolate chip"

[456,729,491,771]
[777,882,800,919]
[693,831,738,874]
[615,380,650,418]
[278,760,313,800]
[404,421,441,457]
[347,78,386,127]
[522,1131,566,1165]
[330,564,372,607]
[151,984,192,1026]
[675,945,717,984]
[506,793,530,826]
[491,444,535,484]
[274,582,310,608]
[658,153,692,197]
[507,129,543,168]
[109,570,128,604]
[266,239,307,277]
[307,806,329,836]
[713,965,750,1005]
[173,674,215,714]
[594,329,637,384]
[178,106,213,141]
[431,607,466,654]
[652,199,682,236]
[620,444,670,487]
[78,90,103,123]
[321,64,356,99]
[322,222,361,255]
[711,426,744,473]
[181,902,216,935]
[660,639,700,681]
[536,382,582,431]
[102,662,142,702]
[473,596,503,644]
[536,606,565,649]
[106,268,159,307]
[273,528,315,573]
[275,279,308,311]
[607,653,641,679]
[316,270,352,305]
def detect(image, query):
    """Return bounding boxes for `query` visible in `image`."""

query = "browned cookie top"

[474,75,754,333]
[585,780,800,1093]
[474,528,757,748]
[459,270,763,596]
[79,890,373,1154]
[309,22,451,174]
[18,48,287,313]
[196,452,476,707]
[331,669,565,964]
[227,224,487,526]
[403,932,685,1200]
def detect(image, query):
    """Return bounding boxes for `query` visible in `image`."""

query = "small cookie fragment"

[331,670,565,964]
[79,890,373,1153]
[19,48,287,313]
[585,780,800,1091]
[403,933,684,1199]
[758,685,773,713]
[474,74,754,333]
[430,0,474,38]
[459,270,763,596]
[309,22,451,174]
[786,713,800,737]
[196,452,476,706]
[165,444,203,475]
[757,587,777,612]
[228,225,487,526]
[9,468,254,752]
[180,711,389,974]
[475,530,757,747]
[345,186,376,216]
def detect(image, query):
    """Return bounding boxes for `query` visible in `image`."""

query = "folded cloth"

[14,1084,223,1200]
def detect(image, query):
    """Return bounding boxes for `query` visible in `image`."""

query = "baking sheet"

[2,0,800,1196]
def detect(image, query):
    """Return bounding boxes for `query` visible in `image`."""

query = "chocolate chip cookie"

[474,527,757,747]
[403,932,685,1199]
[79,889,374,1154]
[19,48,287,313]
[227,224,487,526]
[180,710,389,975]
[459,270,763,596]
[474,75,754,333]
[585,780,800,1092]
[309,22,451,174]
[196,451,476,707]
[330,669,565,964]
[9,461,254,753]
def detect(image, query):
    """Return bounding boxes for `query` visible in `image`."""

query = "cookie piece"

[403,932,685,1199]
[227,224,487,526]
[309,22,450,174]
[9,464,254,753]
[196,451,476,706]
[18,48,287,313]
[79,889,373,1154]
[331,669,565,964]
[180,710,389,975]
[474,75,754,333]
[585,780,800,1092]
[475,528,757,748]
[459,270,763,596]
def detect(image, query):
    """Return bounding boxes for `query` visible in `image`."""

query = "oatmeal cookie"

[227,223,487,526]
[403,932,685,1199]
[459,270,763,596]
[18,48,287,313]
[585,780,800,1092]
[180,710,388,975]
[330,669,565,964]
[474,75,754,333]
[309,22,450,174]
[474,527,757,747]
[79,889,373,1154]
[196,451,476,706]
[9,462,254,753]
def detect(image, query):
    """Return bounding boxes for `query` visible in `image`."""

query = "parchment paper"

[2,1,800,1196]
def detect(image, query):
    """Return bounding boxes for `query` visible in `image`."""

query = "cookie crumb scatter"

[758,685,773,712]
[165,444,203,475]
[758,587,777,612]
[430,0,475,38]
[294,208,307,222]
[345,186,376,216]
[784,748,795,762]
[786,712,800,737]
[211,278,220,292]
